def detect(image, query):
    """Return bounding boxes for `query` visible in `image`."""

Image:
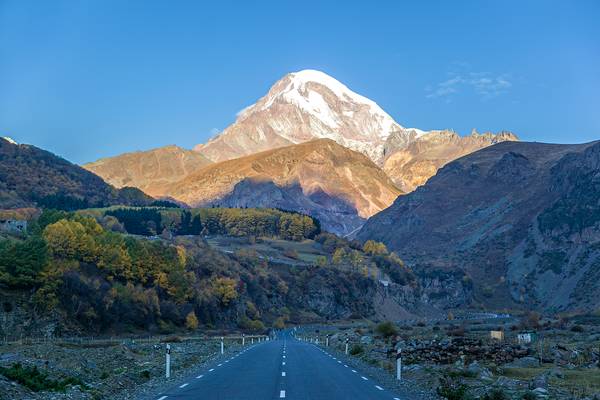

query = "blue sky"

[1,0,599,164]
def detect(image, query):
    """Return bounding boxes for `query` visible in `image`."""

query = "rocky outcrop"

[383,130,519,192]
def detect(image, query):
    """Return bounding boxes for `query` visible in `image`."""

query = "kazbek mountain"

[193,69,426,165]
[85,69,518,234]
[165,139,401,235]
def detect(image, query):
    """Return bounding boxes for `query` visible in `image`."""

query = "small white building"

[517,332,536,344]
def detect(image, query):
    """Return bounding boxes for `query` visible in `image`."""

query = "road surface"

[149,331,406,400]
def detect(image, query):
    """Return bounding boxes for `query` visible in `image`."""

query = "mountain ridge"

[0,137,153,210]
[358,139,600,312]
[166,138,402,235]
[83,145,212,198]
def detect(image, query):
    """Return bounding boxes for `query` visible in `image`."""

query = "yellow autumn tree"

[363,240,388,255]
[185,311,199,330]
[214,277,238,306]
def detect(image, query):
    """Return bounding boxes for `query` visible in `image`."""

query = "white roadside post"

[396,347,402,381]
[221,336,224,355]
[326,334,329,347]
[345,338,349,355]
[251,337,254,344]
[242,333,245,346]
[165,344,171,378]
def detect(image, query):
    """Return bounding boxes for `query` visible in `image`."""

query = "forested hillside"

[0,209,418,336]
[0,138,152,210]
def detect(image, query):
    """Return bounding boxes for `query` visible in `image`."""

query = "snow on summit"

[195,69,429,164]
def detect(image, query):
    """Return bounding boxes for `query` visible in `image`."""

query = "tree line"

[104,207,320,241]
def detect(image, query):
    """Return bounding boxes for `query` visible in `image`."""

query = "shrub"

[375,321,398,338]
[349,344,364,355]
[0,363,88,392]
[482,389,508,400]
[437,376,471,400]
[571,324,585,332]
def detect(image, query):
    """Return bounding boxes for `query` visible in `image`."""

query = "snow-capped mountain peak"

[2,136,18,145]
[195,70,428,164]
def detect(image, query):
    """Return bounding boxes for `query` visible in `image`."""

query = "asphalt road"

[150,331,405,400]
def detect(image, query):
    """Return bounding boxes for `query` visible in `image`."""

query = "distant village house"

[490,330,505,341]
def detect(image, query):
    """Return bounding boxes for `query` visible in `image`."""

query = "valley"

[1,70,598,400]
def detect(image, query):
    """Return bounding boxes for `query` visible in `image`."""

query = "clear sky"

[1,0,599,164]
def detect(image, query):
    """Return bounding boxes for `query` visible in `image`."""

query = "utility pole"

[396,347,402,381]
[165,344,171,378]
[220,336,224,354]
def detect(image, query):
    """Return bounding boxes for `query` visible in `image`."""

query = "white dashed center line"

[375,385,383,391]
[279,390,286,398]
[218,363,222,366]
[196,375,203,379]
[282,371,286,376]
[352,369,357,373]
[157,396,168,400]
[209,368,215,372]
[179,383,189,388]
[361,376,368,380]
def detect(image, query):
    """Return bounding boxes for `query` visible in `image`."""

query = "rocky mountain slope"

[0,137,153,209]
[358,140,600,312]
[194,69,426,165]
[83,145,212,198]
[383,129,518,192]
[166,139,402,235]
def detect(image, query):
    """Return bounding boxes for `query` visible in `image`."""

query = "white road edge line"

[280,390,286,398]
[179,383,189,388]
[375,385,383,390]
